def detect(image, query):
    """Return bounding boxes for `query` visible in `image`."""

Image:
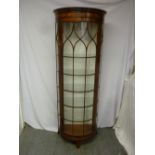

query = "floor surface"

[20,124,127,155]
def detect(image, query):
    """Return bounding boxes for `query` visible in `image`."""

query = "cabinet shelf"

[63,73,95,76]
[64,104,93,108]
[63,55,96,59]
[64,89,94,93]
[63,118,92,123]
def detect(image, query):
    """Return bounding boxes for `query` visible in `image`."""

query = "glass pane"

[64,75,73,91]
[68,30,79,45]
[56,34,59,71]
[64,57,73,74]
[74,41,86,57]
[74,22,87,38]
[74,108,84,122]
[85,91,94,106]
[57,85,60,100]
[86,58,96,74]
[86,75,95,91]
[64,92,72,107]
[74,58,85,75]
[84,106,93,120]
[57,95,60,115]
[87,41,96,57]
[74,76,85,91]
[56,71,59,82]
[64,106,72,121]
[55,22,58,42]
[88,23,98,43]
[82,32,92,46]
[63,23,73,42]
[63,41,73,57]
[74,93,84,107]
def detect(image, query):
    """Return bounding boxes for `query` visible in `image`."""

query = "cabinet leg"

[75,141,80,148]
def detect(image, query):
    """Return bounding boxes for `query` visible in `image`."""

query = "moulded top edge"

[53,7,106,15]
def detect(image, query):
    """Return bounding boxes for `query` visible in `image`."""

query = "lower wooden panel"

[64,124,92,136]
[60,124,96,148]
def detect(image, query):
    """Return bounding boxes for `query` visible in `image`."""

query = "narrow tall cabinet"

[54,7,106,147]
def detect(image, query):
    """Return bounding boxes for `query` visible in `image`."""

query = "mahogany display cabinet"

[54,7,106,147]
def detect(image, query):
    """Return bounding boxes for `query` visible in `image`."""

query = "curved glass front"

[56,22,99,136]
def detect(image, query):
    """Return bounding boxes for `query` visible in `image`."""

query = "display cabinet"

[54,7,106,147]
